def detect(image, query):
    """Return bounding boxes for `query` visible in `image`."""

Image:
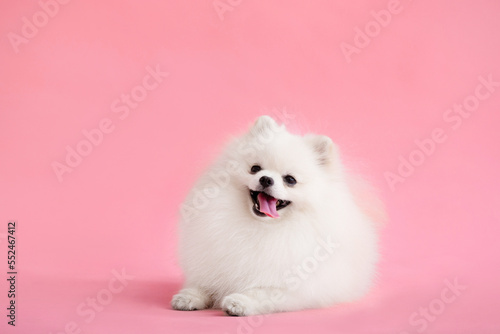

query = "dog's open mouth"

[250,190,291,218]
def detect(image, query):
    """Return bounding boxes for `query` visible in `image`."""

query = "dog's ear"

[250,115,282,136]
[305,135,339,166]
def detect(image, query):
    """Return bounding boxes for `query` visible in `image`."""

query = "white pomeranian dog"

[171,115,381,316]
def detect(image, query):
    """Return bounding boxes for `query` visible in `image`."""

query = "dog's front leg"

[221,287,289,316]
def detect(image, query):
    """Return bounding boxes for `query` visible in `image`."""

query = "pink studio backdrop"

[1,0,500,333]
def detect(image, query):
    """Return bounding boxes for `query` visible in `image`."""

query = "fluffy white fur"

[171,116,380,316]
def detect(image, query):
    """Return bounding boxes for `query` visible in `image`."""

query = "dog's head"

[228,116,341,221]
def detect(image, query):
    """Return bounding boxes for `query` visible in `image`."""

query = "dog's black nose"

[259,176,274,188]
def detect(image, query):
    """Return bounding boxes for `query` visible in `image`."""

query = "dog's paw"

[221,293,255,316]
[171,288,208,311]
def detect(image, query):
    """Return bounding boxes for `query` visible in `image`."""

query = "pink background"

[1,0,500,333]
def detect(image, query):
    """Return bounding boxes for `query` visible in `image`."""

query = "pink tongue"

[257,193,279,218]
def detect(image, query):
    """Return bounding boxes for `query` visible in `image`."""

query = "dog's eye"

[250,165,262,174]
[283,175,296,186]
